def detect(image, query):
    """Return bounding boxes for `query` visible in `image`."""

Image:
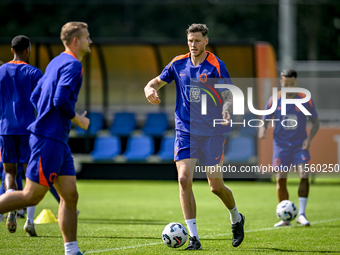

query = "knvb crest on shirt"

[185,85,201,102]
[184,73,223,113]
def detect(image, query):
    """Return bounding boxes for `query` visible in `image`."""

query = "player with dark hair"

[0,22,91,255]
[259,69,320,227]
[144,23,245,250]
[0,35,43,236]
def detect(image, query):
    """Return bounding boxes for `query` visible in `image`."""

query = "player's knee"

[210,183,228,197]
[210,185,223,196]
[178,175,192,190]
[61,190,79,205]
[72,191,79,204]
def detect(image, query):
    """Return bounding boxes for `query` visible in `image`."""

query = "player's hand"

[222,109,231,126]
[80,111,90,130]
[72,111,90,130]
[145,87,161,105]
[258,126,266,139]
[302,138,310,150]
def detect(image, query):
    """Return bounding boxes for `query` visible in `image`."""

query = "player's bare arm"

[71,111,90,130]
[302,117,320,150]
[258,121,269,139]
[144,76,167,105]
[221,89,232,126]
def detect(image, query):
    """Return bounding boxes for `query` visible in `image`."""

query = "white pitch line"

[85,241,163,254]
[203,217,340,238]
[85,218,340,254]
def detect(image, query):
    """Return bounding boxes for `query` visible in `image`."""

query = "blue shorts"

[273,142,310,169]
[26,134,75,187]
[174,131,225,166]
[0,135,30,163]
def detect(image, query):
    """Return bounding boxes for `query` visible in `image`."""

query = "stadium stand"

[123,135,154,161]
[109,112,137,136]
[156,135,175,161]
[90,135,121,161]
[142,112,170,137]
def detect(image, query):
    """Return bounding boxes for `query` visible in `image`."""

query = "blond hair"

[60,22,88,45]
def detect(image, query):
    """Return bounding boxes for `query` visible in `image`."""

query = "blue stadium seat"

[90,136,121,161]
[157,136,175,161]
[109,112,137,136]
[123,135,154,161]
[225,135,255,163]
[75,112,105,135]
[142,112,169,136]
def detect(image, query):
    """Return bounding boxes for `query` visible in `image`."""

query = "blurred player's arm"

[302,117,320,150]
[258,121,269,139]
[221,90,232,126]
[144,76,167,105]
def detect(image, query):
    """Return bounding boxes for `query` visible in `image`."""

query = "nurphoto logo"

[205,84,312,128]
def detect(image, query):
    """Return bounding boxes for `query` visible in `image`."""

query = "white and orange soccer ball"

[162,222,188,248]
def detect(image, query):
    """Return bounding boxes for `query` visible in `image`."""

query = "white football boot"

[296,214,310,226]
[274,220,291,227]
[24,219,38,237]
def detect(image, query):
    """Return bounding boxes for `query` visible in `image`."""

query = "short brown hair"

[186,23,209,37]
[60,22,88,45]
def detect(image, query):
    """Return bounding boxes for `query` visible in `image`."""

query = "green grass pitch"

[0,178,339,254]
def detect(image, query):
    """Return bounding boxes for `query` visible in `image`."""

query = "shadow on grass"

[244,248,340,253]
[200,238,231,241]
[78,218,168,225]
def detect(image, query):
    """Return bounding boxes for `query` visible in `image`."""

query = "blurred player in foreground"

[0,163,25,221]
[144,23,245,250]
[258,69,319,227]
[0,163,61,222]
[0,22,91,255]
[0,35,42,236]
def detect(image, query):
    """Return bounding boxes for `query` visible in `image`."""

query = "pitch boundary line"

[86,218,340,254]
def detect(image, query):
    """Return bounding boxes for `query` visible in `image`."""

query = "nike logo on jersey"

[179,73,186,76]
[215,155,221,160]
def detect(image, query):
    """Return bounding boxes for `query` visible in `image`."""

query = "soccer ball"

[276,200,298,222]
[162,222,188,248]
